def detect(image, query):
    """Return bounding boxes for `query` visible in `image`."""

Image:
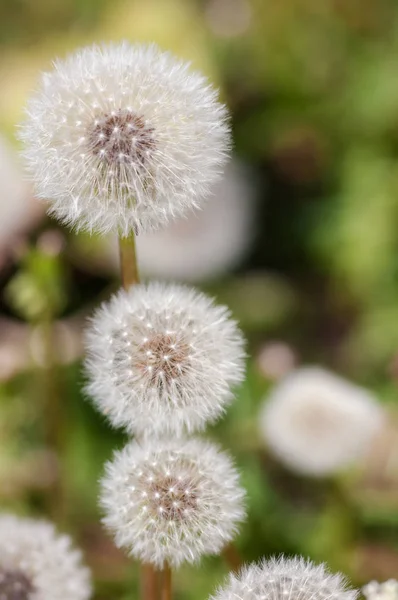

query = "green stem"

[118,233,140,289]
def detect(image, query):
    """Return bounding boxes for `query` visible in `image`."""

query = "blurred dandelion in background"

[136,160,256,282]
[0,514,91,600]
[259,367,385,476]
[363,580,398,600]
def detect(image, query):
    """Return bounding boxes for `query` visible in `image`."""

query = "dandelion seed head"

[84,282,245,436]
[19,42,230,235]
[210,556,358,600]
[0,514,91,600]
[100,437,246,568]
[0,568,35,600]
[259,367,384,476]
[87,110,156,167]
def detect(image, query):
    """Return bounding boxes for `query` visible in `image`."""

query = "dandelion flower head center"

[133,332,191,385]
[132,457,203,523]
[87,109,156,167]
[0,568,35,600]
[148,474,198,521]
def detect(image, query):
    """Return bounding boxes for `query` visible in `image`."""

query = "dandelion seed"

[84,282,245,436]
[100,437,246,568]
[19,42,230,235]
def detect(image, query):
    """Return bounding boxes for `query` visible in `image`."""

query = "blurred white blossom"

[0,514,91,600]
[20,42,230,235]
[363,581,398,600]
[259,367,384,476]
[84,282,245,437]
[256,341,297,381]
[136,160,255,281]
[100,437,246,568]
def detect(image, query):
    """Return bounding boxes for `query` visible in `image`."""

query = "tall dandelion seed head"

[259,367,384,476]
[210,556,358,600]
[0,514,91,600]
[19,42,231,235]
[84,282,245,436]
[100,437,246,568]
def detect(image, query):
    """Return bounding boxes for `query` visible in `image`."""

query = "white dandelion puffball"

[100,437,246,568]
[84,282,245,436]
[0,514,91,600]
[209,556,358,600]
[363,581,398,600]
[259,367,384,476]
[19,42,230,236]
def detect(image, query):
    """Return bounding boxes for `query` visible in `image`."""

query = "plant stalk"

[161,564,172,600]
[120,233,157,600]
[141,564,158,600]
[119,233,140,289]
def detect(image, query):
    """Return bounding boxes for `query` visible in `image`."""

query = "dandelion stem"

[120,234,152,600]
[140,564,158,600]
[223,542,243,572]
[161,564,172,600]
[119,232,140,289]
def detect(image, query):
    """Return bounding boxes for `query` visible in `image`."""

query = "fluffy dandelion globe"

[363,580,398,600]
[0,514,91,600]
[209,556,358,600]
[19,42,230,236]
[100,437,246,568]
[84,282,245,436]
[259,367,384,476]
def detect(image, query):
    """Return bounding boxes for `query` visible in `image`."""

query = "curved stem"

[119,233,140,289]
